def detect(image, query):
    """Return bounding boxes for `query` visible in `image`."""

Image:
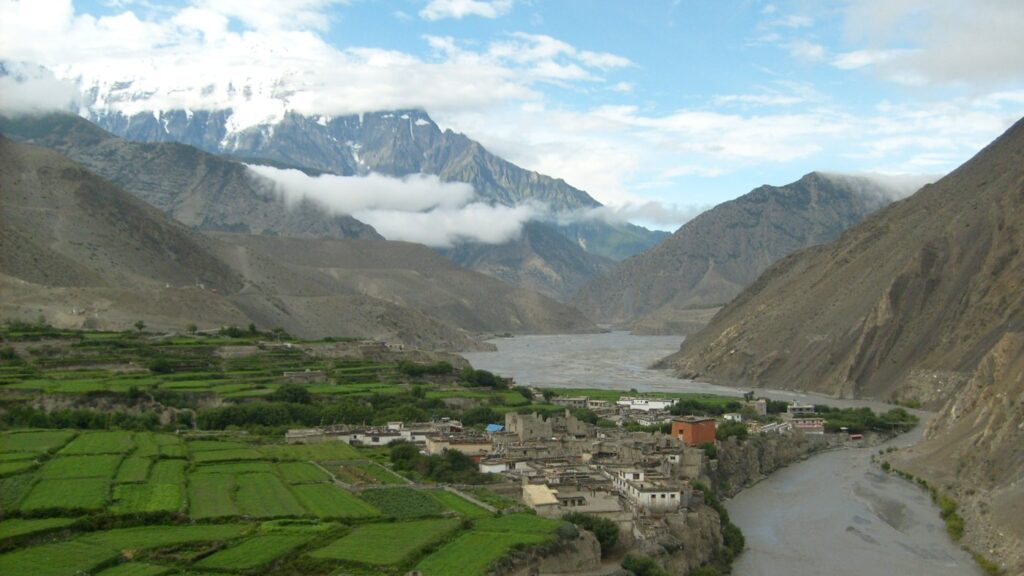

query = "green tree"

[563,512,619,557]
[134,320,146,332]
[621,553,667,576]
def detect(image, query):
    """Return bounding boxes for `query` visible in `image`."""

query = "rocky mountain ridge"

[573,172,900,329]
[0,136,596,349]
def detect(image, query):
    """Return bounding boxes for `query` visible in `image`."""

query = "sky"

[1,0,1023,232]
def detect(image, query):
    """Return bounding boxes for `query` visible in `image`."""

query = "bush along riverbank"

[875,451,1004,575]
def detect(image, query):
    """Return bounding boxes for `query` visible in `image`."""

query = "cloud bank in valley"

[0,61,79,115]
[247,165,543,247]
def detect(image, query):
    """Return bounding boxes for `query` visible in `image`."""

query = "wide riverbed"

[465,332,980,576]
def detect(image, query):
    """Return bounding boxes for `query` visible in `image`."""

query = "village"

[285,391,840,525]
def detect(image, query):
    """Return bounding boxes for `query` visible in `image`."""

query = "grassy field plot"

[236,473,308,517]
[431,491,491,519]
[463,487,519,511]
[130,433,181,458]
[0,461,37,476]
[94,562,172,576]
[0,474,34,511]
[0,430,76,453]
[0,539,118,576]
[359,487,445,518]
[0,517,78,541]
[257,443,360,461]
[77,523,249,550]
[158,445,187,458]
[149,460,187,484]
[39,455,122,479]
[59,431,134,455]
[112,483,184,514]
[0,453,38,461]
[20,478,110,512]
[193,461,274,475]
[336,462,407,485]
[414,531,550,576]
[277,462,330,484]
[194,532,315,571]
[473,514,563,534]
[290,484,380,519]
[192,448,263,463]
[115,457,152,483]
[310,518,459,565]
[187,474,239,519]
[187,440,249,453]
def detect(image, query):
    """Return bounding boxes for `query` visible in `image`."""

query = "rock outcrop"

[710,433,831,497]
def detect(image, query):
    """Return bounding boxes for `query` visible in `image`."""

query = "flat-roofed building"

[671,416,717,447]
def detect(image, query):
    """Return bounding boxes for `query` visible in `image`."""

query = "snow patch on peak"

[414,118,431,126]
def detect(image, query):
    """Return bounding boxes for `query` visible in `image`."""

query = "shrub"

[621,553,668,576]
[562,512,618,557]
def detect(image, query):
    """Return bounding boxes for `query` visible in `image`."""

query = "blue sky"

[3,0,1024,230]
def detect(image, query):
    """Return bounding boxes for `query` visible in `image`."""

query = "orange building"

[671,416,717,447]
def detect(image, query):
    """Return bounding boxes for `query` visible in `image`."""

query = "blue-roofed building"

[485,423,504,433]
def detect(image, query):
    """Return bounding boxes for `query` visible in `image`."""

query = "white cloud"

[831,49,912,70]
[787,40,826,62]
[247,165,474,213]
[247,163,544,247]
[420,0,514,21]
[841,0,1024,86]
[357,203,539,247]
[817,171,938,201]
[0,61,79,114]
[190,0,346,31]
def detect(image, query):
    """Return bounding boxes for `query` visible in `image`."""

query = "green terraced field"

[257,443,360,461]
[58,431,134,455]
[277,462,330,484]
[187,474,239,519]
[0,539,118,576]
[94,562,172,576]
[76,523,250,550]
[192,461,274,475]
[336,462,408,485]
[149,460,187,484]
[112,483,184,514]
[0,461,37,476]
[414,531,551,576]
[187,440,250,453]
[114,457,152,483]
[192,448,264,463]
[0,474,34,511]
[430,491,492,518]
[472,514,564,534]
[0,517,78,541]
[310,518,460,565]
[359,488,446,519]
[195,532,316,570]
[235,473,308,517]
[0,430,76,453]
[19,478,110,512]
[290,484,380,519]
[38,455,123,479]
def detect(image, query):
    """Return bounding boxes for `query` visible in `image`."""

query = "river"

[464,332,981,576]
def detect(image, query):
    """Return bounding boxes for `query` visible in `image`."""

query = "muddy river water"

[464,332,980,576]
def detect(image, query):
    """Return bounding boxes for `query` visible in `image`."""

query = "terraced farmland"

[291,483,380,519]
[359,487,447,518]
[311,518,460,565]
[194,532,320,570]
[236,473,309,517]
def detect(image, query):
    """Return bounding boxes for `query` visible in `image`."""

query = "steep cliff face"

[661,118,1024,404]
[711,433,831,497]
[498,529,603,576]
[619,505,723,576]
[573,172,896,328]
[892,332,1024,574]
